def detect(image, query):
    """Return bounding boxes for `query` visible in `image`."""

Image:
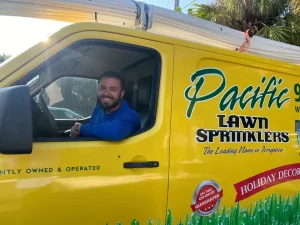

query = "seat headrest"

[137,77,152,107]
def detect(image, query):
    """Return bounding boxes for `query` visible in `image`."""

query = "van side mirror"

[0,86,32,154]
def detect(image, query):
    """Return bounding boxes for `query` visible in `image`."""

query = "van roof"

[1,22,300,83]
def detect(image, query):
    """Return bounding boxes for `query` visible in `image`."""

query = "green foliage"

[109,193,300,225]
[175,7,182,12]
[188,4,225,23]
[291,0,300,14]
[0,53,11,64]
[258,24,290,42]
[186,0,300,46]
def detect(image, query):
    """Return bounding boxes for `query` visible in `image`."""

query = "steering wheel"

[36,90,60,137]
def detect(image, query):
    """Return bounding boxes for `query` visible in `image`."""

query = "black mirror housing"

[0,85,32,154]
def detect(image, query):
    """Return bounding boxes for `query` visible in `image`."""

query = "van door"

[169,45,300,223]
[0,24,173,225]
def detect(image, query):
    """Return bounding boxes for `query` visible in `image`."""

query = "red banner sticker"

[234,163,300,202]
[191,180,223,216]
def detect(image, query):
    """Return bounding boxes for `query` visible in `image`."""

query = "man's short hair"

[98,71,125,90]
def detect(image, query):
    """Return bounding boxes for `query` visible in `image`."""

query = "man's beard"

[97,94,122,111]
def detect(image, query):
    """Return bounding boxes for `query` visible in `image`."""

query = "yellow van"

[0,22,299,225]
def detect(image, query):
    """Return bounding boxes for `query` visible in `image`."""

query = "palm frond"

[188,0,300,46]
[188,3,225,22]
[290,0,300,14]
[258,24,290,42]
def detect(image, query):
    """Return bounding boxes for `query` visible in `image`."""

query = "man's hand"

[70,123,82,138]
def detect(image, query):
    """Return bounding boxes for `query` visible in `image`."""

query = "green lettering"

[219,86,239,111]
[219,76,290,111]
[185,68,226,118]
[276,88,290,107]
[262,77,290,108]
[186,69,290,113]
[220,85,263,111]
[239,86,253,108]
[260,76,275,108]
[250,86,263,109]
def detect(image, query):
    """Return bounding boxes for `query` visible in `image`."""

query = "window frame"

[13,39,162,142]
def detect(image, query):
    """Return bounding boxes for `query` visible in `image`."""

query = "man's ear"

[121,90,125,99]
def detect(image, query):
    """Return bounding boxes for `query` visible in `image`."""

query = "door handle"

[123,161,159,169]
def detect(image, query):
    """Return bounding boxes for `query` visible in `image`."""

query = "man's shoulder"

[120,101,140,118]
[94,104,102,111]
[121,101,137,112]
[119,101,141,130]
[91,105,104,116]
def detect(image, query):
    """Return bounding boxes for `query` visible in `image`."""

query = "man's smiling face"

[97,77,124,112]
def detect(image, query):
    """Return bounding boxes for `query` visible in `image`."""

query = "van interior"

[14,40,161,141]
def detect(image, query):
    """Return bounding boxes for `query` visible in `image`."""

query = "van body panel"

[169,45,300,222]
[0,22,299,224]
[0,29,174,225]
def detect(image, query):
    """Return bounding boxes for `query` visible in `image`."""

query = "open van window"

[14,39,161,141]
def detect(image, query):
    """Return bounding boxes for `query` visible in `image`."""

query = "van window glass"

[45,77,98,119]
[15,39,161,141]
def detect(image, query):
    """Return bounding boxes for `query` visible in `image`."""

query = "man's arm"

[79,114,141,141]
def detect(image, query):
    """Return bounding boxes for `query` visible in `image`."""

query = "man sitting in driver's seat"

[70,72,141,141]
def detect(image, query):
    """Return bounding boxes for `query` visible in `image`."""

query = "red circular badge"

[191,180,223,216]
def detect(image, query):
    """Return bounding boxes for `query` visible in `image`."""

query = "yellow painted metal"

[168,45,300,222]
[0,23,174,224]
[0,22,300,224]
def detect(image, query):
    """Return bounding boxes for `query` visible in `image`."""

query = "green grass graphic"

[124,193,300,225]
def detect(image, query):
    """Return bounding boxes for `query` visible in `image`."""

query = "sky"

[0,0,209,56]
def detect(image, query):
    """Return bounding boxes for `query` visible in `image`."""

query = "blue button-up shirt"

[80,100,141,141]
